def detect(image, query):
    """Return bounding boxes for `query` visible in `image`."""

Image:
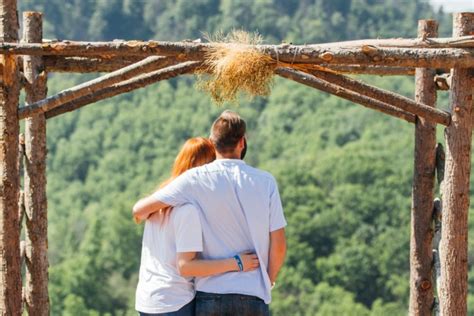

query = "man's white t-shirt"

[135,204,203,314]
[153,159,287,304]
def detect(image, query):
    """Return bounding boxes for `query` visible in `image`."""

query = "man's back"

[153,159,286,303]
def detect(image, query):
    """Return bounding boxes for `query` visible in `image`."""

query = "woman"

[134,137,259,316]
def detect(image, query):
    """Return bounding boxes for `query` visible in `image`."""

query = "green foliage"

[16,0,464,314]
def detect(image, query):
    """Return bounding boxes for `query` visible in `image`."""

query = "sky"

[430,0,473,12]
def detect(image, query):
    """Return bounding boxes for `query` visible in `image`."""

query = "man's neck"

[216,152,241,160]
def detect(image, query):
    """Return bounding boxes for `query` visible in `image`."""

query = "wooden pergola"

[0,0,472,315]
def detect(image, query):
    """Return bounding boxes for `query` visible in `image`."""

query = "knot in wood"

[361,45,378,55]
[372,55,382,62]
[319,52,333,62]
[420,279,432,291]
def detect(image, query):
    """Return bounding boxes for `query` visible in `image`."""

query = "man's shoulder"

[242,164,277,182]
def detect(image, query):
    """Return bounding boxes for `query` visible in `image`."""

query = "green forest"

[16,0,473,315]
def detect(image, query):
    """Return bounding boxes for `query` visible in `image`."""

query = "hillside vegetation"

[17,1,470,315]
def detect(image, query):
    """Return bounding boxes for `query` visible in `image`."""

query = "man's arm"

[132,195,170,222]
[177,252,260,277]
[268,228,286,284]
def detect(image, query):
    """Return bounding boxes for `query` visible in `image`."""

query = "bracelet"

[233,255,244,271]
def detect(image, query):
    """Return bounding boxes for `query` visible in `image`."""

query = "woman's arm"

[176,252,259,277]
[132,195,170,222]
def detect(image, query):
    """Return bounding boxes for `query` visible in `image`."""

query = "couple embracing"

[133,110,287,316]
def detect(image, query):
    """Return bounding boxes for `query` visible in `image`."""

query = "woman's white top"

[135,204,203,313]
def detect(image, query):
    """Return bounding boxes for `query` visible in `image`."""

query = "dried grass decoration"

[198,31,276,104]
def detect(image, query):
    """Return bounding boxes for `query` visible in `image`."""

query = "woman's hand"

[238,252,260,272]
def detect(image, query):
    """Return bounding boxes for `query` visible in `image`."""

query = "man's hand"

[238,252,260,272]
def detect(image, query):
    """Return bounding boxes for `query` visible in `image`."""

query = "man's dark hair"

[210,110,246,154]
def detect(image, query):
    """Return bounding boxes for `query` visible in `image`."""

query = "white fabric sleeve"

[173,204,203,253]
[152,170,195,207]
[269,179,287,232]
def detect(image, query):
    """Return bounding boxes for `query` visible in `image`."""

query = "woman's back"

[135,204,202,314]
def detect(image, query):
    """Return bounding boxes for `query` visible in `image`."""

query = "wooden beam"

[0,40,473,68]
[22,12,49,316]
[43,56,145,73]
[275,67,416,123]
[315,35,474,49]
[323,64,415,76]
[43,55,416,76]
[18,55,177,119]
[0,0,22,315]
[440,12,474,316]
[45,61,200,119]
[308,68,450,126]
[409,19,438,316]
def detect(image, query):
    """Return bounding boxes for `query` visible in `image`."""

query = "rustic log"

[308,68,450,126]
[17,134,24,229]
[316,35,474,48]
[45,61,200,119]
[409,19,438,316]
[275,67,416,123]
[439,12,474,316]
[0,1,22,315]
[322,64,415,76]
[43,56,146,72]
[42,55,416,76]
[19,55,176,119]
[0,40,474,68]
[433,143,445,311]
[22,12,49,316]
[432,198,442,316]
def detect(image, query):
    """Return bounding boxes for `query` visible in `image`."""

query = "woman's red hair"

[155,137,215,224]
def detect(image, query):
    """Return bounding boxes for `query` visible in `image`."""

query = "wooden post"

[0,0,21,315]
[22,12,49,316]
[409,19,438,316]
[439,12,474,316]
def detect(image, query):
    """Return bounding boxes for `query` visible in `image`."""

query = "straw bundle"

[198,31,276,104]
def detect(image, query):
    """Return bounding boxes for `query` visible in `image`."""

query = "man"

[133,110,287,316]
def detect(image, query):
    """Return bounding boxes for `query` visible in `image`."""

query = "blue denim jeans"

[195,291,270,316]
[138,298,195,316]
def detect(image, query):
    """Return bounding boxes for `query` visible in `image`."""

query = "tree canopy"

[16,1,470,315]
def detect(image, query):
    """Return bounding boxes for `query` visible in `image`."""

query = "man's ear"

[238,137,245,149]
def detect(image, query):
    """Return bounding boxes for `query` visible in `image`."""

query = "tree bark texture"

[322,64,415,76]
[19,55,176,119]
[275,67,416,123]
[439,12,474,316]
[409,19,438,316]
[308,67,450,125]
[43,56,145,72]
[0,0,21,315]
[45,61,200,119]
[42,55,416,76]
[0,40,473,68]
[22,12,49,316]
